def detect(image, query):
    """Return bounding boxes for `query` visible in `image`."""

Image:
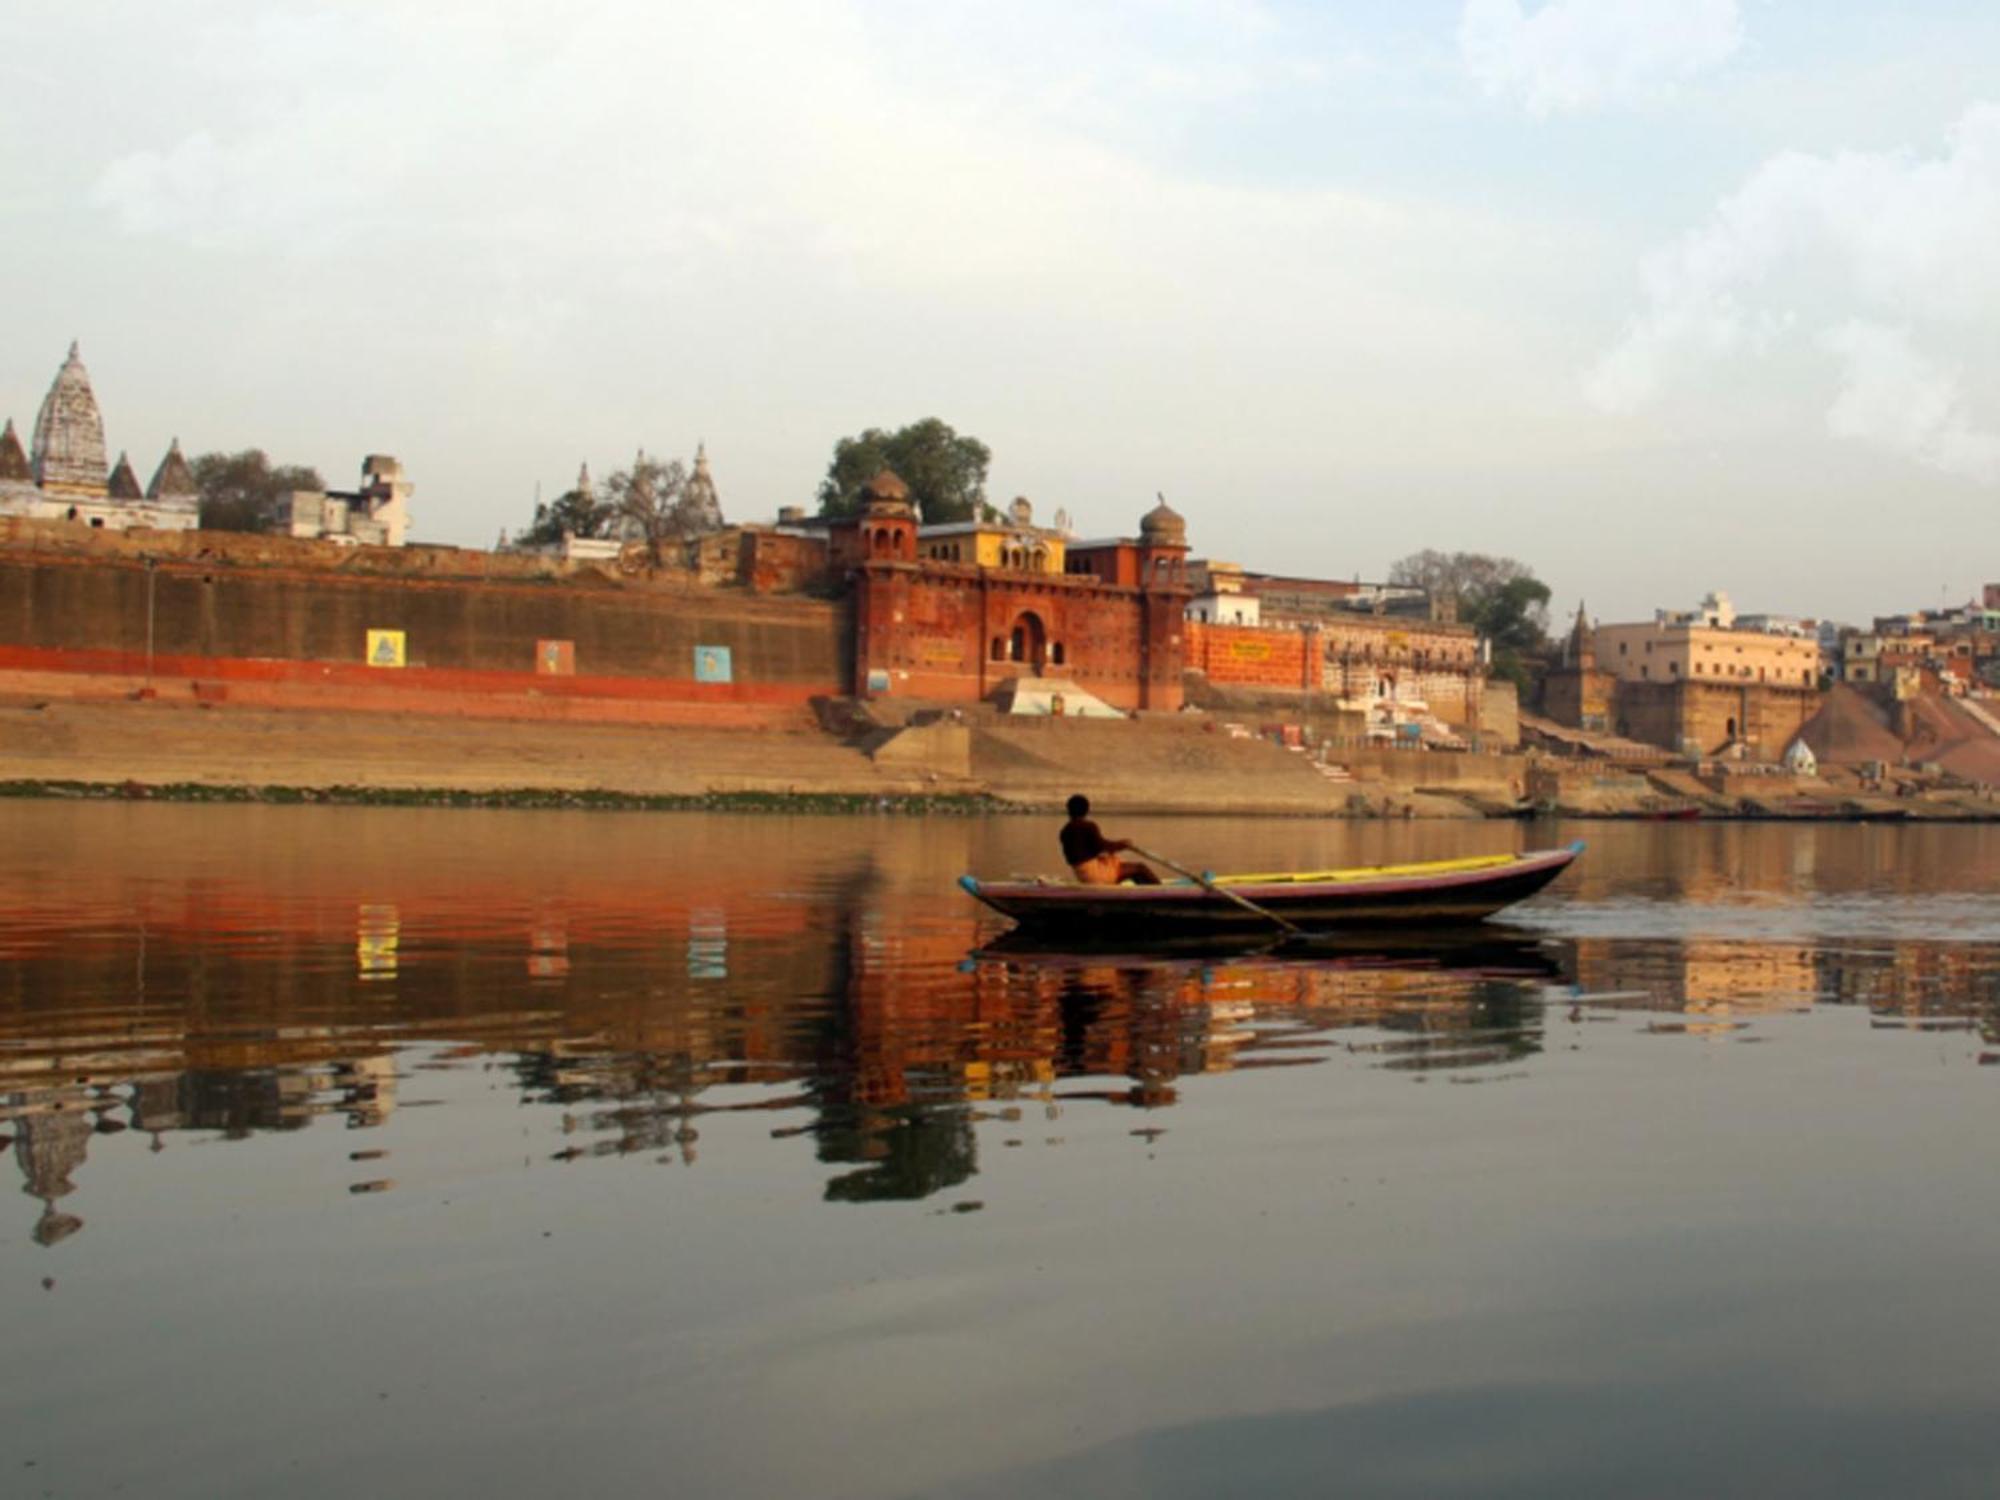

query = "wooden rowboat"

[959,842,1583,938]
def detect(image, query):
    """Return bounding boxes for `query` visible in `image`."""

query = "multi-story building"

[1549,590,1826,759]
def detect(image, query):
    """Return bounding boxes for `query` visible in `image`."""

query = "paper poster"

[366,629,407,668]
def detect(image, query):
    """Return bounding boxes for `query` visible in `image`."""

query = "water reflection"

[2,809,1999,1244]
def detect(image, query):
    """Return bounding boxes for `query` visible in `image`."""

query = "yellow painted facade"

[918,522,1067,575]
[1592,622,1823,689]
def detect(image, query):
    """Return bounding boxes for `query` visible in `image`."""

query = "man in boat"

[1060,794,1161,886]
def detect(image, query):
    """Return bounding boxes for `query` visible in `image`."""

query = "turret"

[1137,494,1188,588]
[859,469,917,560]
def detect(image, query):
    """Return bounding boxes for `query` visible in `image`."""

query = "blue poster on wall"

[694,645,733,683]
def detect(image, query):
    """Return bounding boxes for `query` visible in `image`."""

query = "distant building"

[287,455,412,547]
[1542,602,1615,734]
[919,496,1068,574]
[0,344,198,532]
[1185,561,1260,625]
[1554,590,1826,759]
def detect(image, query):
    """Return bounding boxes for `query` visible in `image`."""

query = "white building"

[287,455,412,547]
[0,344,198,532]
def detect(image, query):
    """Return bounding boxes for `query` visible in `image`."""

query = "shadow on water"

[917,1379,2000,1500]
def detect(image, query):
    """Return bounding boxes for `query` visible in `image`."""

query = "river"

[2,805,1997,1498]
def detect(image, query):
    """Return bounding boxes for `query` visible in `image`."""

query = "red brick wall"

[854,563,1183,711]
[1185,621,1315,691]
[0,545,852,725]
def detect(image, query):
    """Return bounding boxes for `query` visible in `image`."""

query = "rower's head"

[1066,794,1090,819]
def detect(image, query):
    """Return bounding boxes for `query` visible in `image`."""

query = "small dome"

[861,469,915,517]
[1140,496,1186,544]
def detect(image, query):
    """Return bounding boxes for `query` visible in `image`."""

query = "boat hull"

[961,844,1582,938]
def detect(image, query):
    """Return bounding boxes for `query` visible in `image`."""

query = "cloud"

[1589,104,2000,482]
[1458,0,1743,115]
[1819,322,2000,484]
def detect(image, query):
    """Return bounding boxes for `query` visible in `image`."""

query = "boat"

[959,842,1583,939]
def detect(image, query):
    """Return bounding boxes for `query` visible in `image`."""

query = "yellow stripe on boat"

[1211,853,1520,887]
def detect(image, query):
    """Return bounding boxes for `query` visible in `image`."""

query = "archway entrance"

[1008,611,1049,670]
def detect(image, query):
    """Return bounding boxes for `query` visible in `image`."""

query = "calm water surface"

[3,806,1998,1498]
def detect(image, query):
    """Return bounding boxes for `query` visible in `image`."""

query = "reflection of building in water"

[0,846,1564,1211]
[1572,938,1819,1016]
[12,1096,93,1246]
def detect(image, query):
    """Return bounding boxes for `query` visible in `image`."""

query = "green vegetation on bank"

[0,780,1027,815]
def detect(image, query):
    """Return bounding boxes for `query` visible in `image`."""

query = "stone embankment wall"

[0,522,850,726]
[1617,679,1820,760]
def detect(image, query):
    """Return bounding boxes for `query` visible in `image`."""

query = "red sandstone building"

[836,473,1190,712]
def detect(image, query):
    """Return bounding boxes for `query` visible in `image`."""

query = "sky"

[4,0,1999,625]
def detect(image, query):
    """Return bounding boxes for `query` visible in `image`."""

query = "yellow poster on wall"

[366,629,407,668]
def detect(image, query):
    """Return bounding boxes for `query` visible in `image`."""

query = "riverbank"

[5,695,1997,820]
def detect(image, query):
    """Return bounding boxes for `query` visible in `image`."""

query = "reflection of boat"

[974,927,1570,980]
[960,843,1583,939]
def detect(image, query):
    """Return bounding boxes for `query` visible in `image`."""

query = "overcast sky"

[4,0,1998,624]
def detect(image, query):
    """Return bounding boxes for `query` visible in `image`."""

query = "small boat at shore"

[960,842,1583,939]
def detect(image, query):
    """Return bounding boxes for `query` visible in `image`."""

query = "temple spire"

[31,342,109,498]
[107,450,142,499]
[1567,601,1594,668]
[0,418,28,483]
[146,437,197,500]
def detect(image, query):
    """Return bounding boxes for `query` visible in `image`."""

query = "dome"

[1139,496,1186,545]
[31,342,109,496]
[861,468,914,516]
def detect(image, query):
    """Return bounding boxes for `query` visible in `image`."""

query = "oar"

[1126,844,1305,938]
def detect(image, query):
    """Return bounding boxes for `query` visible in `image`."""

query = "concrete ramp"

[991,677,1125,719]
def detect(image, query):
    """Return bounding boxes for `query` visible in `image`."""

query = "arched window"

[1008,611,1048,668]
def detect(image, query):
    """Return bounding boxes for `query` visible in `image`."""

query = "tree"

[519,485,615,547]
[519,450,724,561]
[816,418,990,524]
[1470,574,1554,688]
[192,449,325,532]
[1388,548,1538,610]
[607,451,690,564]
[1389,549,1552,688]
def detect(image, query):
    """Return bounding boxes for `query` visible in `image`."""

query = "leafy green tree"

[191,449,325,532]
[817,418,990,524]
[1468,574,1553,688]
[1389,549,1551,688]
